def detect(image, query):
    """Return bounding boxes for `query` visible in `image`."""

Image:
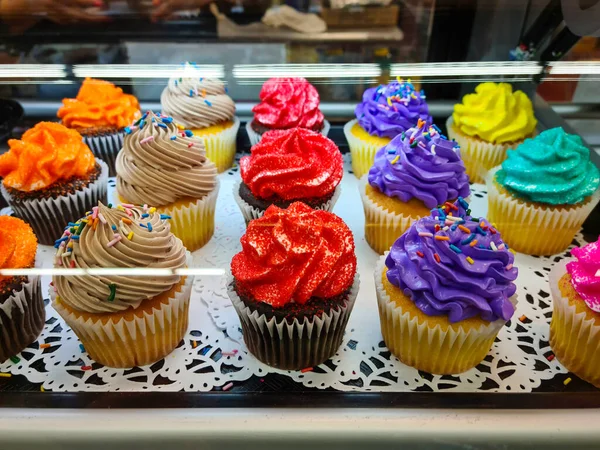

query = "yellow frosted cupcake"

[52,202,192,368]
[447,82,537,183]
[161,62,239,172]
[345,79,431,178]
[487,127,600,256]
[375,199,518,374]
[360,120,470,254]
[116,111,218,252]
[550,238,600,387]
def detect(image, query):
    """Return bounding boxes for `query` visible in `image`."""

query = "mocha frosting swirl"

[160,68,235,129]
[53,203,187,314]
[116,111,217,206]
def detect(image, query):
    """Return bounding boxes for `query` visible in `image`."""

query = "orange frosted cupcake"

[0,216,45,363]
[58,78,141,176]
[0,122,108,245]
[51,202,192,368]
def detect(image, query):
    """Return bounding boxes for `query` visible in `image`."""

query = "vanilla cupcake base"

[53,275,193,368]
[446,117,526,184]
[233,180,341,225]
[549,261,600,388]
[245,120,331,147]
[375,255,517,375]
[192,117,240,173]
[344,119,392,179]
[486,166,600,256]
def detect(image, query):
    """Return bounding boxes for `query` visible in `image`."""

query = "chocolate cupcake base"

[81,128,125,177]
[245,120,331,146]
[1,159,109,245]
[227,272,359,370]
[0,275,45,363]
[233,180,341,225]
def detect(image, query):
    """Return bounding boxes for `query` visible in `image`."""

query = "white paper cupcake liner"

[157,181,219,252]
[486,166,600,255]
[53,272,193,369]
[344,118,391,179]
[549,261,600,387]
[226,271,359,370]
[82,131,125,177]
[193,117,240,173]
[446,117,526,184]
[245,119,331,147]
[233,180,341,225]
[374,254,517,374]
[0,275,45,363]
[1,159,109,246]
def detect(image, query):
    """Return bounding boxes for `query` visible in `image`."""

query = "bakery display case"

[1,1,600,449]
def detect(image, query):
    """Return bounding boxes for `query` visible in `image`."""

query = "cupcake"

[487,127,600,256]
[345,78,431,179]
[228,202,359,370]
[246,77,329,145]
[234,128,342,224]
[52,202,191,368]
[57,78,141,176]
[550,238,600,387]
[375,199,518,374]
[0,217,44,363]
[447,82,536,183]
[160,63,239,173]
[116,111,219,252]
[360,120,470,254]
[0,122,108,246]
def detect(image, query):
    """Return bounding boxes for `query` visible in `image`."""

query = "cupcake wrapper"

[486,166,600,255]
[227,272,359,370]
[233,180,341,225]
[0,275,45,363]
[549,261,600,387]
[194,117,240,173]
[358,176,419,254]
[344,118,390,179]
[1,159,109,246]
[82,131,125,177]
[374,254,516,374]
[157,182,219,252]
[245,120,331,147]
[446,117,525,184]
[53,274,193,368]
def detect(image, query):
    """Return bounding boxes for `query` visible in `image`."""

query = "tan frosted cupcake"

[116,111,218,252]
[160,63,239,173]
[447,82,536,183]
[550,239,600,387]
[375,199,518,375]
[52,202,192,368]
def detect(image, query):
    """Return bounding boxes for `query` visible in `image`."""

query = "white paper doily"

[0,155,584,392]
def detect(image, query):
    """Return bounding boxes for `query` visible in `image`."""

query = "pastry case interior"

[1,0,600,448]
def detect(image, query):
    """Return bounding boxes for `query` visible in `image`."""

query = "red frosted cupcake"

[246,77,329,145]
[234,127,343,223]
[228,202,359,370]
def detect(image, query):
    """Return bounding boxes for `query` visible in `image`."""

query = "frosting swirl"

[0,122,95,192]
[240,128,343,200]
[160,64,235,129]
[116,111,217,207]
[452,82,536,144]
[0,217,37,289]
[355,79,431,138]
[386,199,517,323]
[368,121,470,208]
[57,78,141,130]
[252,77,324,130]
[567,238,600,312]
[231,202,356,308]
[53,203,187,314]
[496,127,600,205]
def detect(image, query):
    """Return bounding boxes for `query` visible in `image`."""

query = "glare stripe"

[72,64,225,79]
[233,63,381,79]
[0,64,66,78]
[0,268,224,277]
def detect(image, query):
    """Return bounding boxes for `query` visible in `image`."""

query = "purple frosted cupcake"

[359,120,471,254]
[344,79,432,178]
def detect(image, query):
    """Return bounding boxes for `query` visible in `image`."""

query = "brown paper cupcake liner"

[245,120,331,147]
[82,130,125,177]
